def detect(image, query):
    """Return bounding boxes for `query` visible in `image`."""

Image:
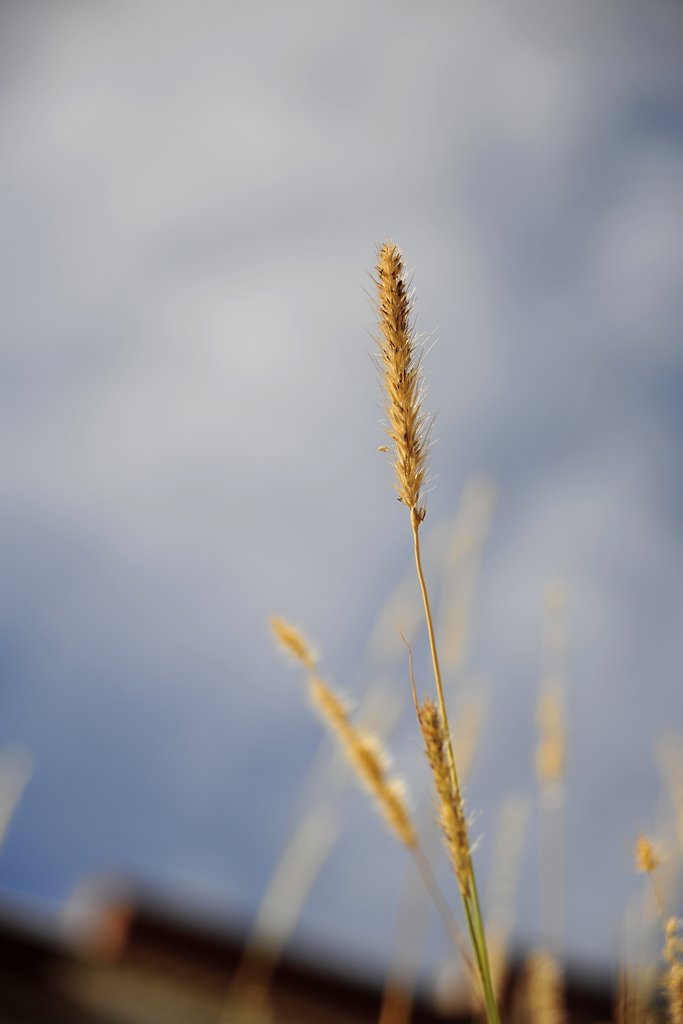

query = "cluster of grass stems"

[265,242,498,1023]
[253,243,682,1024]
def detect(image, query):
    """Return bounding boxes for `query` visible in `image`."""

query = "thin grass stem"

[411,513,454,779]
[411,512,500,1024]
[411,844,483,1011]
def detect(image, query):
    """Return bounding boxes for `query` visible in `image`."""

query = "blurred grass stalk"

[485,792,531,1001]
[524,586,570,1024]
[536,585,569,957]
[634,836,683,1024]
[0,745,32,850]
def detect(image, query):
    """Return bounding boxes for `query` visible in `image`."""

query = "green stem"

[411,511,501,1024]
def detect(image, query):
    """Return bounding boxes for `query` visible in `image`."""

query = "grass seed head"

[309,674,416,849]
[536,688,565,786]
[665,919,683,1024]
[270,616,317,672]
[371,241,432,526]
[419,697,470,897]
[526,950,566,1024]
[666,962,683,1024]
[635,835,658,874]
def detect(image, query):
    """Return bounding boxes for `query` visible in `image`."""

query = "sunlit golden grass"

[526,949,566,1024]
[371,241,431,522]
[631,835,683,1024]
[270,615,416,850]
[370,240,500,1024]
[417,697,470,899]
[258,242,683,1024]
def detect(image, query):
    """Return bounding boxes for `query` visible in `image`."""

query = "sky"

[0,0,683,994]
